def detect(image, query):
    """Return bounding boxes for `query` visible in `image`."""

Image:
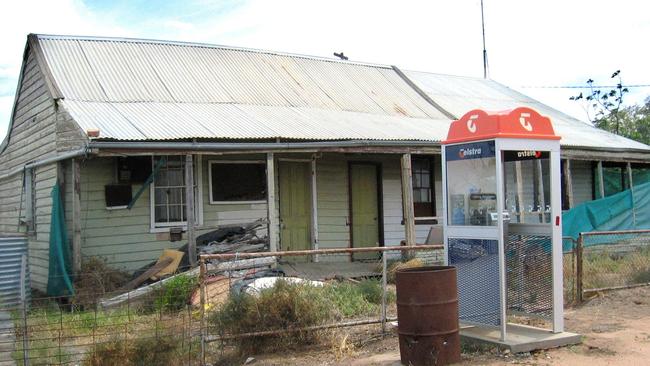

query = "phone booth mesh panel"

[448,238,501,326]
[506,234,553,319]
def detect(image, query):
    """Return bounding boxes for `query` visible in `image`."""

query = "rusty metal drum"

[396,266,460,366]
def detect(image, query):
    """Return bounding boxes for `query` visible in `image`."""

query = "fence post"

[20,254,29,366]
[381,252,387,335]
[199,258,207,364]
[576,234,584,304]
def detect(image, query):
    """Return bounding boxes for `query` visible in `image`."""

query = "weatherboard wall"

[73,153,441,271]
[0,47,61,292]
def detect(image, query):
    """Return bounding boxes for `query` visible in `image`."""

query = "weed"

[153,275,198,313]
[323,282,375,318]
[84,334,198,366]
[73,257,130,308]
[211,279,334,354]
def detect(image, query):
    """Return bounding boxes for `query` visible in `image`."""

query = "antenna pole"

[481,0,488,79]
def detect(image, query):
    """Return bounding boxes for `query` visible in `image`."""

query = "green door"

[350,164,380,261]
[279,161,312,261]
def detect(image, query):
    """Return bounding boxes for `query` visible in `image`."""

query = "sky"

[0,0,649,141]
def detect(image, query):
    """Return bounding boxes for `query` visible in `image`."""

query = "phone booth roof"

[442,107,560,145]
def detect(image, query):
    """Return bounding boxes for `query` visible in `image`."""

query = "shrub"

[357,279,383,304]
[322,282,375,318]
[84,335,195,366]
[211,279,334,354]
[73,257,130,308]
[153,275,198,313]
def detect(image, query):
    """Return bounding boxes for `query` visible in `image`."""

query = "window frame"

[411,156,437,221]
[208,160,267,205]
[149,155,203,232]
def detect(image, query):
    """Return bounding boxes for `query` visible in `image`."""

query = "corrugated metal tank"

[0,236,30,309]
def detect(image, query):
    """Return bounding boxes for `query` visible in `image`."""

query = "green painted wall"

[77,153,443,271]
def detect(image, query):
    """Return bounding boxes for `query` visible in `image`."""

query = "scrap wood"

[101,265,200,310]
[100,256,276,310]
[118,257,173,292]
[190,275,231,308]
[151,249,185,280]
[207,256,277,273]
[201,243,267,255]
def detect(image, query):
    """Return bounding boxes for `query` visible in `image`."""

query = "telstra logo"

[466,115,478,133]
[458,147,482,159]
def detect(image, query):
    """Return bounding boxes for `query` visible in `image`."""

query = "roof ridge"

[34,33,393,69]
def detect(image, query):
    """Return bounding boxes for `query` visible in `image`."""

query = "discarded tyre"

[396,266,460,366]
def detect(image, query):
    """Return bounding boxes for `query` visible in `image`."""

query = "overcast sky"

[1,0,649,141]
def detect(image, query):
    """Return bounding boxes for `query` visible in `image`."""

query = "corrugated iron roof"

[61,100,451,141]
[36,35,449,142]
[404,71,650,150]
[32,34,650,151]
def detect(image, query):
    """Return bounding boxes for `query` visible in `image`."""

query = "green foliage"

[210,278,395,354]
[84,335,196,366]
[211,279,334,354]
[153,275,198,313]
[570,71,650,145]
[322,282,375,318]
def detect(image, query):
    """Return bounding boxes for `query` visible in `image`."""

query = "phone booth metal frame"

[441,107,563,341]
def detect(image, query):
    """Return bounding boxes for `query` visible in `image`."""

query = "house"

[1,34,648,293]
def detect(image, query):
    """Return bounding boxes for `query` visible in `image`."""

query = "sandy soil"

[240,286,650,366]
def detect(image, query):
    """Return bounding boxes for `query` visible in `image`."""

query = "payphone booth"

[442,107,564,341]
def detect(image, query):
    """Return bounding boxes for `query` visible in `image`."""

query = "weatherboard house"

[1,34,649,293]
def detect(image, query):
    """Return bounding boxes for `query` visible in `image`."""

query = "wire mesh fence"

[578,230,650,298]
[5,245,443,365]
[9,229,650,364]
[198,245,443,365]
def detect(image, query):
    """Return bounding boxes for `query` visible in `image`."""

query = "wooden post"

[563,159,574,209]
[576,234,584,304]
[267,153,278,252]
[401,154,416,246]
[310,158,319,261]
[597,161,605,199]
[72,159,82,274]
[514,161,525,222]
[185,155,196,266]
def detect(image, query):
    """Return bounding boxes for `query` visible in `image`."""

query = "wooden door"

[279,161,312,260]
[350,163,380,261]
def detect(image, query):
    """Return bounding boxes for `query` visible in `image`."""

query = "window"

[412,157,436,218]
[209,161,266,203]
[151,156,201,228]
[105,184,132,208]
[22,168,36,233]
[117,156,152,184]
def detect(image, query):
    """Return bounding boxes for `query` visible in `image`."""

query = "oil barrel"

[396,266,460,366]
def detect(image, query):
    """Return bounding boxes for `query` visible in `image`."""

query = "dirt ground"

[242,286,650,366]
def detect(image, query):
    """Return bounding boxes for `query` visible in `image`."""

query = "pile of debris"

[197,218,269,254]
[99,219,273,310]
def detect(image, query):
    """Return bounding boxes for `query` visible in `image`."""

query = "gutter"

[0,148,89,181]
[88,140,441,151]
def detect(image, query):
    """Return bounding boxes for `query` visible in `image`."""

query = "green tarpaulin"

[46,184,75,297]
[562,181,650,250]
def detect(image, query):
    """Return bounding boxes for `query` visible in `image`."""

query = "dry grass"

[72,257,130,308]
[387,258,424,284]
[582,246,650,290]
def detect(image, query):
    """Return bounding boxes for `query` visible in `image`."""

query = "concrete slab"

[460,323,582,354]
[279,262,379,281]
